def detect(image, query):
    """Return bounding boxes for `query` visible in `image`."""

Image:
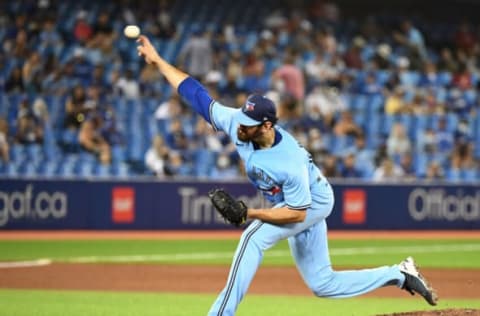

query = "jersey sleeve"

[210,101,239,138]
[282,165,312,210]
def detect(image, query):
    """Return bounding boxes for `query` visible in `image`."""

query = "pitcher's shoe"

[399,256,438,306]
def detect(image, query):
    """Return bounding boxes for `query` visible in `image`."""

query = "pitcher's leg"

[208,217,323,316]
[289,220,405,298]
[208,221,264,316]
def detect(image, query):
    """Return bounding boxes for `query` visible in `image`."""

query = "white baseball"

[124,25,140,38]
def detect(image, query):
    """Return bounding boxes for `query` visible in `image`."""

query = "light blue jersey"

[177,77,406,316]
[211,102,331,209]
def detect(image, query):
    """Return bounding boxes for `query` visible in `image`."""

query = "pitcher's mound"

[378,309,480,316]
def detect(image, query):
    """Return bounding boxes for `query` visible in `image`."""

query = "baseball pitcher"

[136,35,437,316]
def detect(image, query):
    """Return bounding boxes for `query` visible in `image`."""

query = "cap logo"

[245,101,255,112]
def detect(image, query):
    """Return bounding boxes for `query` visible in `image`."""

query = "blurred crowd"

[0,0,479,182]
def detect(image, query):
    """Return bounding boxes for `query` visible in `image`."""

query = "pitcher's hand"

[137,35,161,65]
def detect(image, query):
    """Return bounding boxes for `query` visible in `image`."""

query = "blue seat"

[376,70,391,85]
[18,160,38,177]
[413,153,429,178]
[25,144,43,163]
[10,144,26,161]
[351,94,368,113]
[5,163,19,177]
[462,169,478,182]
[37,161,58,177]
[445,113,459,132]
[74,159,95,177]
[380,114,394,136]
[438,72,452,86]
[413,115,428,134]
[193,149,216,178]
[400,71,420,86]
[367,94,384,115]
[445,168,461,182]
[111,145,126,164]
[95,163,112,177]
[111,162,130,177]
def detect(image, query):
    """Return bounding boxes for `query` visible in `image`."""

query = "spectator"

[454,118,472,144]
[0,117,10,163]
[393,20,427,61]
[321,154,340,178]
[88,11,114,48]
[90,65,108,90]
[114,69,140,99]
[38,17,64,56]
[15,114,44,145]
[163,150,192,177]
[73,10,93,44]
[452,63,473,91]
[78,112,111,165]
[399,153,416,180]
[242,49,268,93]
[304,84,346,120]
[385,87,407,115]
[340,153,362,178]
[373,157,405,181]
[436,48,458,73]
[11,29,29,60]
[387,122,412,158]
[210,152,240,180]
[418,62,442,89]
[424,161,444,181]
[140,63,164,97]
[349,133,375,177]
[64,85,89,130]
[333,110,362,137]
[418,128,437,154]
[154,0,177,39]
[99,105,123,146]
[71,48,93,84]
[343,36,364,69]
[304,50,333,85]
[165,118,189,150]
[32,97,50,125]
[357,72,383,95]
[306,127,328,164]
[178,28,213,80]
[22,51,43,94]
[315,26,337,55]
[155,94,183,121]
[145,134,170,177]
[453,21,476,55]
[272,52,305,104]
[5,67,25,93]
[435,117,454,157]
[372,43,392,70]
[192,119,223,152]
[405,92,428,115]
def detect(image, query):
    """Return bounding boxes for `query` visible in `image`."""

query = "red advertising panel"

[343,189,366,224]
[112,187,135,223]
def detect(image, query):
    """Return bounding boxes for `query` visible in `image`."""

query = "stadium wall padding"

[0,178,479,229]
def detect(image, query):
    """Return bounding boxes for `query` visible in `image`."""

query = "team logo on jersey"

[263,185,281,196]
[244,100,255,111]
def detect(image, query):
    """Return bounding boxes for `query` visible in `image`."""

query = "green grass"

[0,237,479,315]
[0,239,479,268]
[0,289,479,316]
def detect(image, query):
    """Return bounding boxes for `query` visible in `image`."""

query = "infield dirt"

[1,230,479,316]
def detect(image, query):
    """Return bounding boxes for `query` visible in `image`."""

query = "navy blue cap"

[235,94,277,126]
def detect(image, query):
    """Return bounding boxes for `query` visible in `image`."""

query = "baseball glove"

[208,188,248,227]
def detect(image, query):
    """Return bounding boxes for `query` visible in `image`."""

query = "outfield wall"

[0,178,479,230]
